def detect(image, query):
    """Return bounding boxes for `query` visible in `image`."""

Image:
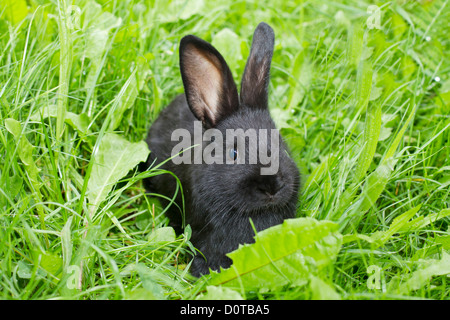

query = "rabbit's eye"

[228,147,238,161]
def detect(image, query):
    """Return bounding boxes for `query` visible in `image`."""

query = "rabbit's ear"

[240,22,274,109]
[179,35,239,128]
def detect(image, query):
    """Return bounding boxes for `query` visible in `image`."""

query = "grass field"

[0,0,449,300]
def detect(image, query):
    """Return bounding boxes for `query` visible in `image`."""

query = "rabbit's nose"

[257,176,285,197]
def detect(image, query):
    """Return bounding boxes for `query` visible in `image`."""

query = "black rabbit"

[141,22,300,276]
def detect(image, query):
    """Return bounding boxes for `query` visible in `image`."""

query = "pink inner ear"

[241,52,271,108]
[183,45,223,125]
[244,55,267,85]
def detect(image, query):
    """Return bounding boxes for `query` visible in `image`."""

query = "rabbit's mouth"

[234,173,297,213]
[244,195,293,216]
[262,186,285,203]
[255,184,293,209]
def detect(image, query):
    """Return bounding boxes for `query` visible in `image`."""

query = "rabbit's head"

[179,23,300,222]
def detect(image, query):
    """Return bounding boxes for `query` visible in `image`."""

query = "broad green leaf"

[196,286,244,300]
[412,244,442,261]
[287,51,312,111]
[136,54,152,91]
[17,260,46,279]
[150,73,162,112]
[397,208,450,233]
[148,226,176,243]
[370,205,422,248]
[401,55,417,80]
[56,0,73,141]
[136,263,165,300]
[378,126,393,141]
[212,28,242,77]
[127,288,162,300]
[87,133,149,215]
[30,105,91,135]
[355,100,381,181]
[354,60,373,113]
[5,118,21,137]
[65,112,90,135]
[346,23,364,68]
[84,28,110,90]
[436,234,450,250]
[342,233,375,244]
[6,119,48,244]
[1,0,28,25]
[358,158,393,213]
[17,261,33,279]
[272,108,292,129]
[39,252,63,277]
[61,216,73,270]
[109,70,139,131]
[309,275,341,300]
[382,102,416,163]
[334,182,358,221]
[344,208,449,249]
[83,4,122,99]
[209,218,342,290]
[30,105,58,120]
[435,78,450,113]
[177,0,204,20]
[5,118,40,186]
[369,86,383,101]
[2,172,23,207]
[158,0,204,22]
[334,10,350,28]
[397,252,450,294]
[84,5,122,64]
[392,13,408,39]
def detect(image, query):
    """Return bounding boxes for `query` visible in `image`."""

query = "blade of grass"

[56,0,72,142]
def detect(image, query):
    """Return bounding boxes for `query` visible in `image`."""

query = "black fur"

[141,23,300,277]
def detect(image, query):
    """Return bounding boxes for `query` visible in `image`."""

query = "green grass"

[0,0,449,300]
